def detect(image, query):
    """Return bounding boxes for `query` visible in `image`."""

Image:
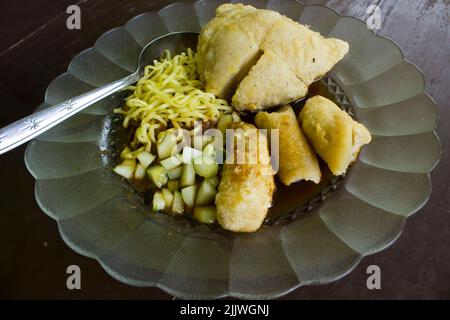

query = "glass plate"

[24,0,440,299]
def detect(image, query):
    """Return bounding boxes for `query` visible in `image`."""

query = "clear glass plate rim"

[23,0,440,299]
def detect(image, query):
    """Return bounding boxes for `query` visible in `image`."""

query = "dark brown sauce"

[268,160,332,219]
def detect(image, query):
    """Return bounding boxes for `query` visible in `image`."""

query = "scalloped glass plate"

[24,0,440,299]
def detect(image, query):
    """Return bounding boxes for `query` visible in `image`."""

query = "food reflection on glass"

[112,3,372,233]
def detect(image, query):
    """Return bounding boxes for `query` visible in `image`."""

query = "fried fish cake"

[260,17,349,87]
[215,122,275,232]
[232,52,308,112]
[255,105,321,185]
[299,96,372,175]
[196,3,281,99]
[196,3,349,111]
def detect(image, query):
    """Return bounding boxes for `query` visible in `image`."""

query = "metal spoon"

[0,31,199,155]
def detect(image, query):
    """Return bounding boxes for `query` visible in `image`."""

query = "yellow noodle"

[115,49,232,146]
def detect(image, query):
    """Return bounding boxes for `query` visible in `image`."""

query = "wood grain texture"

[0,0,76,53]
[0,0,448,299]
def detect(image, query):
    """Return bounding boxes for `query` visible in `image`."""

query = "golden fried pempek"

[255,105,321,185]
[299,96,372,176]
[196,3,349,111]
[215,122,275,232]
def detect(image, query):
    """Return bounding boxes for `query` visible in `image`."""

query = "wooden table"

[0,0,448,299]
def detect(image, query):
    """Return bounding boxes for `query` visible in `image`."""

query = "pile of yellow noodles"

[114,49,232,148]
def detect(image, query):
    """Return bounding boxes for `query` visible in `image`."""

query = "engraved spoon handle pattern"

[0,72,139,155]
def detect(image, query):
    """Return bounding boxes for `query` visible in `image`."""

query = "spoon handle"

[0,72,140,155]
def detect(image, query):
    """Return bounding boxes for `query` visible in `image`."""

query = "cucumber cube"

[193,206,217,224]
[146,165,168,189]
[193,156,218,178]
[167,166,182,180]
[152,192,166,212]
[120,146,133,160]
[196,180,217,206]
[157,133,177,159]
[202,143,215,159]
[205,176,220,189]
[121,159,136,167]
[161,188,174,209]
[171,191,184,215]
[181,185,198,208]
[192,134,212,150]
[167,180,179,192]
[134,163,146,180]
[160,155,182,171]
[137,151,156,168]
[180,164,196,187]
[182,146,203,164]
[113,163,135,179]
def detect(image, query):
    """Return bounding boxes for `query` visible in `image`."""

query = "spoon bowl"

[137,32,199,74]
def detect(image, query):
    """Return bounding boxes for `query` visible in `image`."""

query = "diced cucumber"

[217,114,233,134]
[196,180,217,206]
[193,156,218,178]
[192,134,212,150]
[202,143,215,159]
[171,191,184,215]
[134,163,146,180]
[120,146,133,160]
[161,188,174,209]
[180,164,196,187]
[157,133,177,159]
[182,146,203,164]
[113,164,135,179]
[160,155,182,171]
[181,185,197,208]
[193,206,217,224]
[167,166,182,180]
[158,128,176,143]
[137,151,156,168]
[167,180,179,192]
[146,165,168,189]
[121,159,136,167]
[205,176,220,189]
[152,191,166,212]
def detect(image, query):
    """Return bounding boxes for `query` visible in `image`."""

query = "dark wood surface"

[0,0,448,299]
